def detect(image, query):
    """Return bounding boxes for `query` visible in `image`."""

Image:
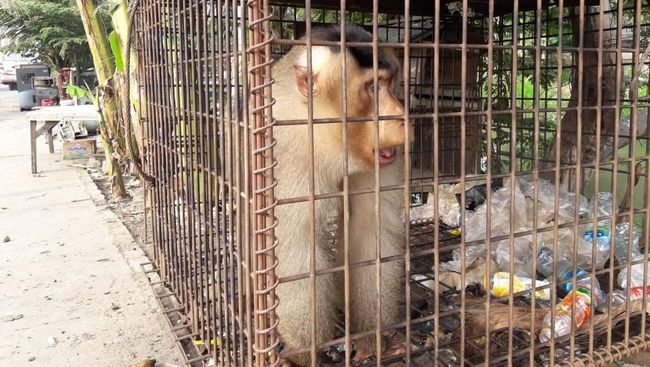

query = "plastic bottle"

[607,289,628,307]
[618,257,650,288]
[558,267,589,293]
[536,247,597,294]
[536,248,589,293]
[609,286,650,304]
[539,283,604,342]
[582,223,611,270]
[615,221,642,263]
[536,248,572,280]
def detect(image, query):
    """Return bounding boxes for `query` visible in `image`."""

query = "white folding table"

[25,105,100,174]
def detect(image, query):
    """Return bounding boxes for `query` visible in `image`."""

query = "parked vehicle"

[0,63,16,90]
[0,55,35,90]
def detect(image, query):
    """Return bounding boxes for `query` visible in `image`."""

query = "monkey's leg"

[345,179,406,362]
[276,275,337,366]
[274,203,339,366]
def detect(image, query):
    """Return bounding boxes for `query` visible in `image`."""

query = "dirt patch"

[84,158,154,260]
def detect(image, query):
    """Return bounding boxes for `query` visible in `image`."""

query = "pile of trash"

[411,176,647,342]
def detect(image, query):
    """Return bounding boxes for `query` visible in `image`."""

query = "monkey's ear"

[293,65,318,97]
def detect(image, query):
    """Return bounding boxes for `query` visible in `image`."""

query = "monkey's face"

[293,46,410,168]
[345,51,407,167]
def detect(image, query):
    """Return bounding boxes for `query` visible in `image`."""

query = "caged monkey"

[268,24,411,366]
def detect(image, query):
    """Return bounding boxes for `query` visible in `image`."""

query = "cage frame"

[136,0,650,366]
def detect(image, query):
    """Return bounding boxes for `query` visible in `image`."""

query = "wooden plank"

[47,131,54,154]
[34,121,59,137]
[25,105,99,123]
[30,120,37,174]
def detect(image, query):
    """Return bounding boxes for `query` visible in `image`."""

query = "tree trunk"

[540,2,621,193]
[111,0,143,159]
[75,0,127,198]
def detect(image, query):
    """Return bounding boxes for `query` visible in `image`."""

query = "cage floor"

[305,221,650,367]
[149,214,650,366]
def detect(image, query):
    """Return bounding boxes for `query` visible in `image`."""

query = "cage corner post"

[246,0,280,365]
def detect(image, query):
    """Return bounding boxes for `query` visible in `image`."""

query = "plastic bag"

[522,179,590,223]
[434,179,505,227]
[536,228,578,267]
[439,256,496,290]
[438,184,462,227]
[492,236,534,278]
[409,187,468,225]
[464,178,528,242]
[456,178,505,211]
[618,256,650,288]
[535,225,610,272]
[536,247,574,280]
[593,192,615,219]
[410,201,434,222]
[452,244,486,265]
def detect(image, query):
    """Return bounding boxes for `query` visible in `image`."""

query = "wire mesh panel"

[138,0,268,364]
[138,0,650,366]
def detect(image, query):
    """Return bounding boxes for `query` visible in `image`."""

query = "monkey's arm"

[343,166,406,359]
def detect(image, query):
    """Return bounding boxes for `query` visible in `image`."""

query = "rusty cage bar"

[137,0,650,365]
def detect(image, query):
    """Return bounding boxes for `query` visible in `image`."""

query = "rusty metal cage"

[137,0,650,365]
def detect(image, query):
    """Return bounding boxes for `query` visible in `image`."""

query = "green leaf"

[108,2,121,14]
[109,31,124,72]
[65,84,92,98]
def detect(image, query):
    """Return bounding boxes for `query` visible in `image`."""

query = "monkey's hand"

[352,332,407,364]
[351,341,374,364]
[382,331,407,359]
[277,357,296,367]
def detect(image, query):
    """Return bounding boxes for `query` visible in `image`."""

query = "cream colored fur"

[270,43,406,366]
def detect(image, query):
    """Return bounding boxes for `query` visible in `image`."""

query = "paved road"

[0,85,185,366]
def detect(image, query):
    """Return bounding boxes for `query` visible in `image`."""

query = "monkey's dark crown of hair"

[300,24,392,69]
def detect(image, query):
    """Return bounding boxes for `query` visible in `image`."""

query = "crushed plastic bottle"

[536,248,578,288]
[618,257,650,288]
[607,289,628,307]
[539,283,604,342]
[536,247,570,280]
[615,221,642,263]
[581,224,611,270]
[488,272,550,300]
[558,267,591,293]
[537,248,604,299]
[593,192,615,219]
[522,179,590,219]
[607,287,650,309]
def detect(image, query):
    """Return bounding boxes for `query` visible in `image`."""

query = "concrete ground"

[0,85,184,366]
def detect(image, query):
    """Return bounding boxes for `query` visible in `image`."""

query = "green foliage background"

[0,0,111,71]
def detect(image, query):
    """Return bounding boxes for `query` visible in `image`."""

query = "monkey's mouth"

[376,147,397,165]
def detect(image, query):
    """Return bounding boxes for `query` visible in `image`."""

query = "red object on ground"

[40,98,56,106]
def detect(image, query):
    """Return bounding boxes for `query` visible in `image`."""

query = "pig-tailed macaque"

[271,24,409,366]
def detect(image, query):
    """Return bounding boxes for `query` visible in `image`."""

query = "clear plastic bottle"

[539,284,603,342]
[581,223,612,270]
[614,221,646,289]
[558,267,590,293]
[536,248,572,281]
[609,286,650,303]
[617,254,650,288]
[607,289,628,308]
[537,249,598,294]
[615,222,642,263]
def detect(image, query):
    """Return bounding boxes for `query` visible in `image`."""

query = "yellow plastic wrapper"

[489,272,550,300]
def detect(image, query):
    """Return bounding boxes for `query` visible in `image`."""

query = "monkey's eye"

[366,81,379,94]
